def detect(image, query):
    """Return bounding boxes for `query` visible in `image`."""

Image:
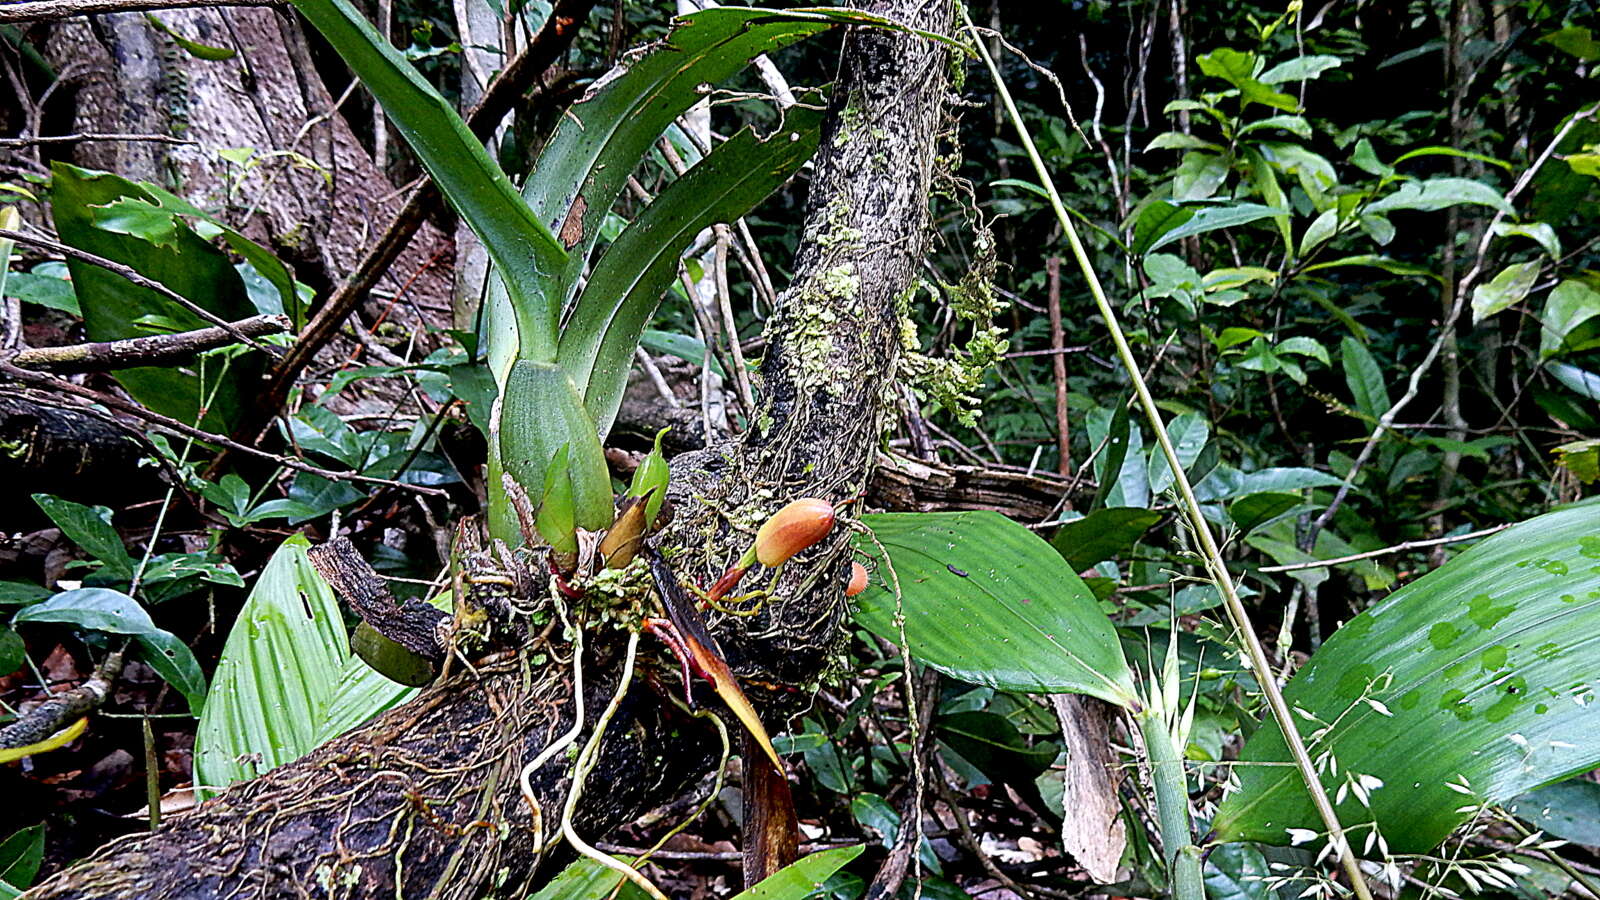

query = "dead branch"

[9,315,290,374]
[0,0,282,24]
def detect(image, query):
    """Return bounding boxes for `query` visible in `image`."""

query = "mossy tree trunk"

[24,1,955,896]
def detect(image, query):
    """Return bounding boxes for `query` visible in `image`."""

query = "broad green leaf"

[1553,440,1600,484]
[5,268,79,314]
[0,825,43,892]
[1366,176,1514,216]
[730,845,866,900]
[31,494,135,579]
[528,857,648,900]
[50,164,261,429]
[1238,114,1313,139]
[0,582,48,605]
[1143,204,1286,255]
[1539,26,1600,60]
[1197,466,1344,502]
[1301,254,1440,281]
[289,0,567,361]
[1228,492,1304,534]
[851,511,1138,708]
[1547,361,1600,399]
[1492,221,1561,259]
[312,591,452,744]
[1130,201,1195,256]
[939,711,1059,781]
[1090,400,1136,511]
[1242,148,1293,253]
[106,184,302,326]
[193,536,347,797]
[1196,48,1298,110]
[560,106,824,433]
[1472,260,1542,323]
[1148,412,1209,495]
[1145,132,1225,152]
[1203,842,1271,900]
[1340,336,1389,421]
[1172,151,1229,201]
[1214,501,1600,852]
[1507,778,1600,847]
[1051,508,1162,571]
[1352,139,1394,177]
[1258,55,1342,83]
[0,629,22,676]
[1539,279,1600,358]
[1275,336,1329,366]
[640,329,726,376]
[15,589,205,715]
[1257,143,1337,202]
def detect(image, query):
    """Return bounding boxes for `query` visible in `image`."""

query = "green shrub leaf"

[851,511,1137,708]
[1214,501,1600,852]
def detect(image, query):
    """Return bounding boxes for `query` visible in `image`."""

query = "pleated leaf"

[193,535,349,798]
[1214,500,1600,852]
[851,511,1137,708]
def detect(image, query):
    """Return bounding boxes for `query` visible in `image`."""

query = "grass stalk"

[1138,709,1205,900]
[963,13,1375,900]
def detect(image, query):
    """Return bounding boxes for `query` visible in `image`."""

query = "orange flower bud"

[753,498,836,567]
[845,561,869,597]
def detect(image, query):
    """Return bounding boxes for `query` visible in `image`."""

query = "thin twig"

[10,315,290,373]
[713,224,755,413]
[0,228,278,357]
[1260,525,1510,573]
[1046,256,1070,476]
[0,647,124,750]
[0,0,282,24]
[0,360,447,496]
[0,133,197,147]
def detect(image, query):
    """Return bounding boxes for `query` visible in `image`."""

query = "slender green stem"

[964,14,1374,900]
[1138,710,1204,900]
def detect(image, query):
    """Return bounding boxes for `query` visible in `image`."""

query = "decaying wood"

[23,1,955,895]
[309,537,448,662]
[870,450,1079,522]
[0,393,161,504]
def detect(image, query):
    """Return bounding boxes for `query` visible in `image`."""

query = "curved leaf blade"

[1214,501,1600,852]
[561,108,824,433]
[486,7,834,379]
[851,511,1137,708]
[731,844,865,899]
[289,0,567,360]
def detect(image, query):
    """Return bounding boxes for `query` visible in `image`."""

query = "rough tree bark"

[23,0,955,897]
[39,7,454,402]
